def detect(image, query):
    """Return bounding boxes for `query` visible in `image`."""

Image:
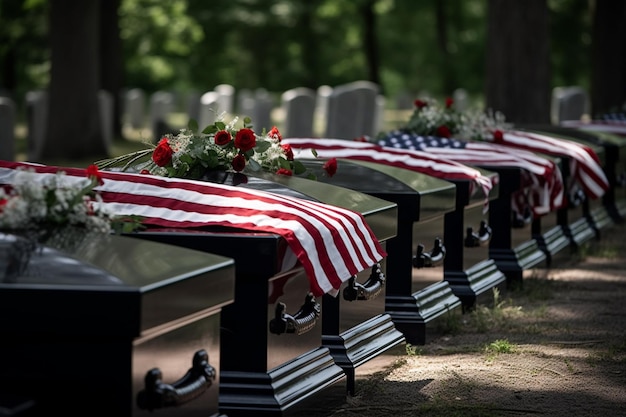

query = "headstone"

[25,90,48,161]
[214,84,235,115]
[98,90,113,151]
[373,94,386,137]
[124,88,145,130]
[252,89,274,133]
[186,90,201,125]
[551,86,589,124]
[453,88,470,112]
[0,97,16,161]
[198,91,220,129]
[149,91,175,139]
[325,80,379,140]
[236,88,253,115]
[315,85,333,136]
[281,87,316,138]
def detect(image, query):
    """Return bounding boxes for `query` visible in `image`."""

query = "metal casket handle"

[342,263,386,301]
[413,238,446,268]
[136,349,215,411]
[269,292,320,335]
[464,220,492,247]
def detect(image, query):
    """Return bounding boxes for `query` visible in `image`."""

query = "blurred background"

[0,0,624,166]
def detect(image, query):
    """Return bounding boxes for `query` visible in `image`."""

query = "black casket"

[295,155,505,312]
[0,232,235,417]
[125,171,403,414]
[299,158,461,345]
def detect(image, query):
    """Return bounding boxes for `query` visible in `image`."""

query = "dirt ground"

[302,220,626,416]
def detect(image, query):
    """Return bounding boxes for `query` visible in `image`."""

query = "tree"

[485,0,551,124]
[590,0,626,116]
[41,0,107,162]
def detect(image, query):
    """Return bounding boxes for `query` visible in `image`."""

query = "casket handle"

[464,221,492,247]
[512,206,533,228]
[136,349,215,411]
[342,263,385,301]
[269,292,320,335]
[412,238,446,268]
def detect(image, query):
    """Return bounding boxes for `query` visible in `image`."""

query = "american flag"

[0,161,387,297]
[377,132,565,217]
[495,130,610,201]
[561,113,626,137]
[282,138,495,207]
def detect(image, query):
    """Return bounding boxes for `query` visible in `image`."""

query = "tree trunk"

[590,0,626,116]
[362,0,381,92]
[42,0,106,162]
[99,0,123,139]
[485,0,551,124]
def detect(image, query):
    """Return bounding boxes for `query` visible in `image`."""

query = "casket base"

[490,238,548,289]
[385,280,462,345]
[445,259,507,312]
[322,313,405,396]
[218,347,344,417]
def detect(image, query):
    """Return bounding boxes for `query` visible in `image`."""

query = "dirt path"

[302,221,626,416]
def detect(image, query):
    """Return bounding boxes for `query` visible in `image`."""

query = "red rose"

[436,125,451,138]
[140,169,151,175]
[414,99,427,109]
[214,130,232,146]
[268,126,282,141]
[232,154,246,172]
[276,168,293,176]
[281,144,294,160]
[493,130,504,143]
[445,97,454,108]
[153,138,174,167]
[323,158,338,177]
[0,198,7,211]
[86,164,104,185]
[234,128,256,152]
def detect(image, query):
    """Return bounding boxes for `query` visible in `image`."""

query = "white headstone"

[252,89,274,133]
[150,91,175,138]
[325,80,379,139]
[214,84,235,115]
[551,86,589,124]
[281,87,316,138]
[124,88,145,129]
[198,91,220,129]
[0,96,16,161]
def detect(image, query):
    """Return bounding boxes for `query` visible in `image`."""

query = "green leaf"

[292,160,307,175]
[254,140,271,153]
[187,118,199,133]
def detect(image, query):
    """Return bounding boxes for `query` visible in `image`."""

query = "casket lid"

[299,158,457,223]
[0,233,235,338]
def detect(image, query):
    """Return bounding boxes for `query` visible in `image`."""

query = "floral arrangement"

[0,165,138,245]
[97,114,328,180]
[395,96,511,141]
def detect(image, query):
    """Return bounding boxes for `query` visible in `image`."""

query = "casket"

[125,172,403,414]
[438,167,507,310]
[516,125,615,238]
[299,158,461,345]
[520,124,626,223]
[0,233,235,417]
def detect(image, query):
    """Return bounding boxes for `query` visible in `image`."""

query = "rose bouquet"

[395,97,510,141]
[97,114,321,180]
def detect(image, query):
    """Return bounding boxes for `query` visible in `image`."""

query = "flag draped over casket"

[0,160,386,297]
[376,132,566,218]
[495,130,610,201]
[561,114,626,137]
[282,138,495,209]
